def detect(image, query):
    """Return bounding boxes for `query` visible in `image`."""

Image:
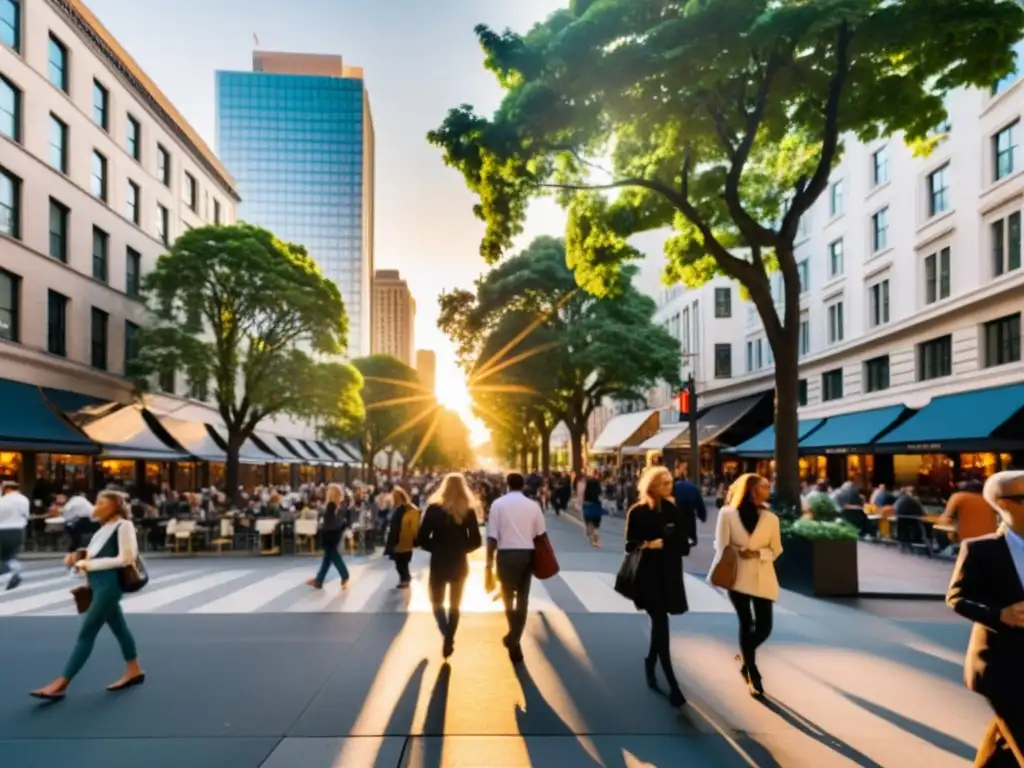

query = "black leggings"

[728,591,773,669]
[647,612,680,692]
[429,574,466,640]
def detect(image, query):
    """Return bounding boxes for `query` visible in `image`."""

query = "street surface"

[0,513,990,767]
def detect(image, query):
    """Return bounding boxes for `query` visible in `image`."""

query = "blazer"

[415,504,482,580]
[385,504,420,556]
[946,532,1024,701]
[624,499,692,615]
[709,506,783,601]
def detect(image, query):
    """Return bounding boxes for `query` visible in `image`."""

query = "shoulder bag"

[532,533,560,580]
[614,549,642,601]
[709,546,739,589]
[117,522,149,593]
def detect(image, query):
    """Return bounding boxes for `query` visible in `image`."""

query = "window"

[822,369,843,401]
[827,301,844,344]
[47,290,67,357]
[48,198,68,262]
[92,227,109,283]
[714,287,731,318]
[995,122,1019,181]
[126,180,140,225]
[714,343,731,378]
[0,268,18,342]
[1,0,20,51]
[918,335,952,381]
[157,204,169,244]
[213,199,222,225]
[45,115,70,175]
[927,165,949,216]
[872,207,889,252]
[797,259,809,293]
[869,279,890,327]
[984,314,1022,368]
[126,114,140,160]
[188,376,208,402]
[157,144,170,186]
[924,247,951,304]
[829,180,843,217]
[125,247,141,297]
[872,147,889,186]
[48,35,68,92]
[91,151,107,201]
[828,239,844,278]
[797,379,808,407]
[865,356,890,393]
[158,366,175,395]
[90,308,108,370]
[799,317,810,357]
[124,321,140,371]
[92,80,108,130]
[991,214,1022,277]
[0,75,19,142]
[0,166,18,239]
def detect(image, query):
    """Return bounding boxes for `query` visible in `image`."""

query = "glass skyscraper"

[215,52,375,357]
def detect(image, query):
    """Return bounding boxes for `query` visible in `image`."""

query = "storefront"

[588,410,661,472]
[724,419,827,480]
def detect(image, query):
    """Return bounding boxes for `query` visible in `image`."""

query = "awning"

[637,424,689,452]
[298,439,333,465]
[249,431,291,464]
[272,436,308,464]
[207,426,280,464]
[590,410,659,453]
[693,394,768,446]
[41,387,113,416]
[157,416,227,462]
[333,441,362,463]
[726,419,826,457]
[0,378,98,454]
[799,405,908,454]
[874,383,1024,453]
[82,405,189,461]
[316,441,343,463]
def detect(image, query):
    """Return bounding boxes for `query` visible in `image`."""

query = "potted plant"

[775,514,860,597]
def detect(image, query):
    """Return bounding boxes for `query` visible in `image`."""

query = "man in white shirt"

[0,481,30,590]
[486,473,546,663]
[62,489,95,552]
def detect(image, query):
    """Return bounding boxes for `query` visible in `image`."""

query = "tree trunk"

[770,247,804,509]
[225,428,243,505]
[568,424,585,474]
[539,426,553,474]
[519,444,528,472]
[529,446,539,472]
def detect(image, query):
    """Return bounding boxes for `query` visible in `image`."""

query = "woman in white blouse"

[31,491,144,700]
[708,473,782,697]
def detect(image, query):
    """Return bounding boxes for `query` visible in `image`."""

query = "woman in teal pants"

[32,491,145,700]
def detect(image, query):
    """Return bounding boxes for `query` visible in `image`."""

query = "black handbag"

[614,549,642,600]
[119,556,149,593]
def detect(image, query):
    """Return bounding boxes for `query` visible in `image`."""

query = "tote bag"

[532,533,560,580]
[709,546,738,589]
[614,549,642,601]
[116,522,149,593]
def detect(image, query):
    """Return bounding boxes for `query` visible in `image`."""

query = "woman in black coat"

[625,465,695,708]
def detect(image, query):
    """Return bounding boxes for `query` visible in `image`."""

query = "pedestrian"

[624,465,693,708]
[710,473,782,697]
[306,483,350,591]
[0,480,30,591]
[416,472,482,658]
[486,472,546,664]
[31,491,145,700]
[581,471,605,548]
[385,486,420,588]
[947,470,1024,766]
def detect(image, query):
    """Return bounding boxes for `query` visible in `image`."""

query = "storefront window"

[209,462,225,489]
[846,455,875,491]
[97,460,134,485]
[961,453,999,482]
[798,456,827,484]
[174,462,197,492]
[36,454,91,491]
[0,451,22,482]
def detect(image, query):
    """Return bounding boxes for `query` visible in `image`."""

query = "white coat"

[708,505,783,601]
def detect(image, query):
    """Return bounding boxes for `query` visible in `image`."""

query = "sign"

[678,389,690,415]
[824,447,852,455]
[907,443,944,451]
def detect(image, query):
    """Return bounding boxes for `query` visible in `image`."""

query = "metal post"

[688,375,700,483]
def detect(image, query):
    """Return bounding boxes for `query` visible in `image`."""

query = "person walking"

[581,472,605,548]
[0,481,29,591]
[710,473,783,697]
[416,473,482,658]
[624,465,694,708]
[385,486,420,588]
[947,470,1024,766]
[486,472,547,664]
[31,491,144,700]
[306,484,350,591]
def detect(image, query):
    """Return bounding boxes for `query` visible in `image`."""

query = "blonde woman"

[306,484,350,590]
[709,473,782,697]
[624,465,696,709]
[32,491,144,700]
[415,473,482,658]
[384,486,420,588]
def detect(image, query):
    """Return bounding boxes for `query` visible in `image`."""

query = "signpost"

[679,375,699,481]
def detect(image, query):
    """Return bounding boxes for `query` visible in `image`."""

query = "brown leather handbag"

[532,533,560,580]
[71,586,93,614]
[709,546,739,589]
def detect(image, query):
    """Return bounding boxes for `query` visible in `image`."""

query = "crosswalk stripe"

[560,571,630,613]
[683,574,733,613]
[190,567,310,614]
[286,565,370,613]
[0,574,78,600]
[0,571,193,616]
[123,570,250,613]
[335,569,390,612]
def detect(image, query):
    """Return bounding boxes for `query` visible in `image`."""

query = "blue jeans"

[315,546,349,586]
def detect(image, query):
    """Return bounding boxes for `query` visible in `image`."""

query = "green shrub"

[781,518,859,541]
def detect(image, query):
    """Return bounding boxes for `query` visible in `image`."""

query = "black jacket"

[624,499,693,615]
[320,502,347,548]
[947,532,1024,702]
[415,503,482,580]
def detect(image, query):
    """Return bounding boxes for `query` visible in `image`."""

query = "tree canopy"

[439,235,681,471]
[133,224,363,496]
[429,0,1024,500]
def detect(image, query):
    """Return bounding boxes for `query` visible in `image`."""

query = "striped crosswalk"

[0,557,786,617]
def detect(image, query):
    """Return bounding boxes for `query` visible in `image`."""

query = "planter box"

[776,536,859,597]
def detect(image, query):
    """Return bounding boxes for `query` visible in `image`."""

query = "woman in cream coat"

[708,473,782,697]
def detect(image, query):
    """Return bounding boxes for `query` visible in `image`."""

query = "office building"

[415,349,436,393]
[215,51,375,357]
[371,269,415,365]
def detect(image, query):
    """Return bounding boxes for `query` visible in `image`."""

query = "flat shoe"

[30,690,65,701]
[107,674,146,692]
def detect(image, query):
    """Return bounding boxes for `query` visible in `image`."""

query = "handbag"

[532,533,560,580]
[709,545,739,589]
[614,549,642,600]
[117,522,149,593]
[71,586,92,614]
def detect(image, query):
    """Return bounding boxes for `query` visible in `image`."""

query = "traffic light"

[678,389,690,415]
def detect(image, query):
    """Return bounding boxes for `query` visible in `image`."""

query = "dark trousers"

[976,696,1024,767]
[314,546,349,586]
[393,552,412,583]
[497,549,533,648]
[647,612,680,692]
[728,590,774,669]
[429,573,466,640]
[63,586,137,680]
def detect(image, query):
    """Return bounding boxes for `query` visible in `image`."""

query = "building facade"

[370,269,415,365]
[0,0,238,403]
[415,349,436,393]
[215,51,375,357]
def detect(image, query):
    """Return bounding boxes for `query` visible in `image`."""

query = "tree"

[134,224,363,500]
[439,236,680,471]
[413,409,475,472]
[350,355,427,479]
[429,0,1024,503]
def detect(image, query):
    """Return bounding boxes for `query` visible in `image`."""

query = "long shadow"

[412,663,451,767]
[376,658,428,768]
[757,696,886,768]
[513,661,600,766]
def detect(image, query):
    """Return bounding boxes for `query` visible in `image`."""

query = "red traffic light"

[679,390,690,415]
